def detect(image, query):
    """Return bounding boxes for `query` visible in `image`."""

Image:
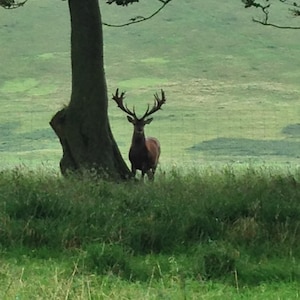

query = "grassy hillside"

[0,0,300,171]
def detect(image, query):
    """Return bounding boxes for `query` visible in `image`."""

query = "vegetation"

[1,0,300,298]
[0,166,300,298]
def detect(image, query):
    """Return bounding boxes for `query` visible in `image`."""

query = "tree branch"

[252,17,300,28]
[242,0,300,29]
[103,0,172,27]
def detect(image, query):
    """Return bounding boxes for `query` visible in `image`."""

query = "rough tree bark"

[50,0,131,179]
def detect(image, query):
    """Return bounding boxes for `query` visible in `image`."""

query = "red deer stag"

[112,88,166,180]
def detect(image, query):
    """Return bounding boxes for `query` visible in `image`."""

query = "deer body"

[129,136,161,179]
[112,89,166,180]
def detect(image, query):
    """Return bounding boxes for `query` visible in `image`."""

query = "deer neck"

[132,131,146,146]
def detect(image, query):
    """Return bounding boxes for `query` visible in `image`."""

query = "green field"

[1,0,300,170]
[1,1,300,298]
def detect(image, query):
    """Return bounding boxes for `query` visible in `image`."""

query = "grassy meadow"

[1,0,300,299]
[0,0,300,170]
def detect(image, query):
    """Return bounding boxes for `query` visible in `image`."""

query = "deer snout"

[134,128,144,134]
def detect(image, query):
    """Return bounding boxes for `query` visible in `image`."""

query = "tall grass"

[1,166,299,285]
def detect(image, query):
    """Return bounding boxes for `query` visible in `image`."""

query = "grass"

[1,1,300,298]
[1,253,299,299]
[0,166,300,298]
[1,0,300,169]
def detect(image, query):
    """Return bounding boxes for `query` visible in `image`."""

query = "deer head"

[112,88,166,136]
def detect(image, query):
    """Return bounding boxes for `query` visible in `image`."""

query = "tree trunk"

[50,0,131,180]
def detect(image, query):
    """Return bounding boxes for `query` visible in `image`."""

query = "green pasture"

[0,0,299,170]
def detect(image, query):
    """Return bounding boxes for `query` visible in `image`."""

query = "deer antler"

[141,89,166,120]
[112,88,137,118]
[112,88,166,120]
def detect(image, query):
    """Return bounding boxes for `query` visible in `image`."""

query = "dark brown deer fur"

[112,89,166,180]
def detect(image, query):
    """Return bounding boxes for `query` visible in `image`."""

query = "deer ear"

[145,118,153,124]
[127,116,134,123]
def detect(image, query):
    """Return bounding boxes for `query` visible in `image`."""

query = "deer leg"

[131,165,136,178]
[141,164,149,182]
[146,169,155,181]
